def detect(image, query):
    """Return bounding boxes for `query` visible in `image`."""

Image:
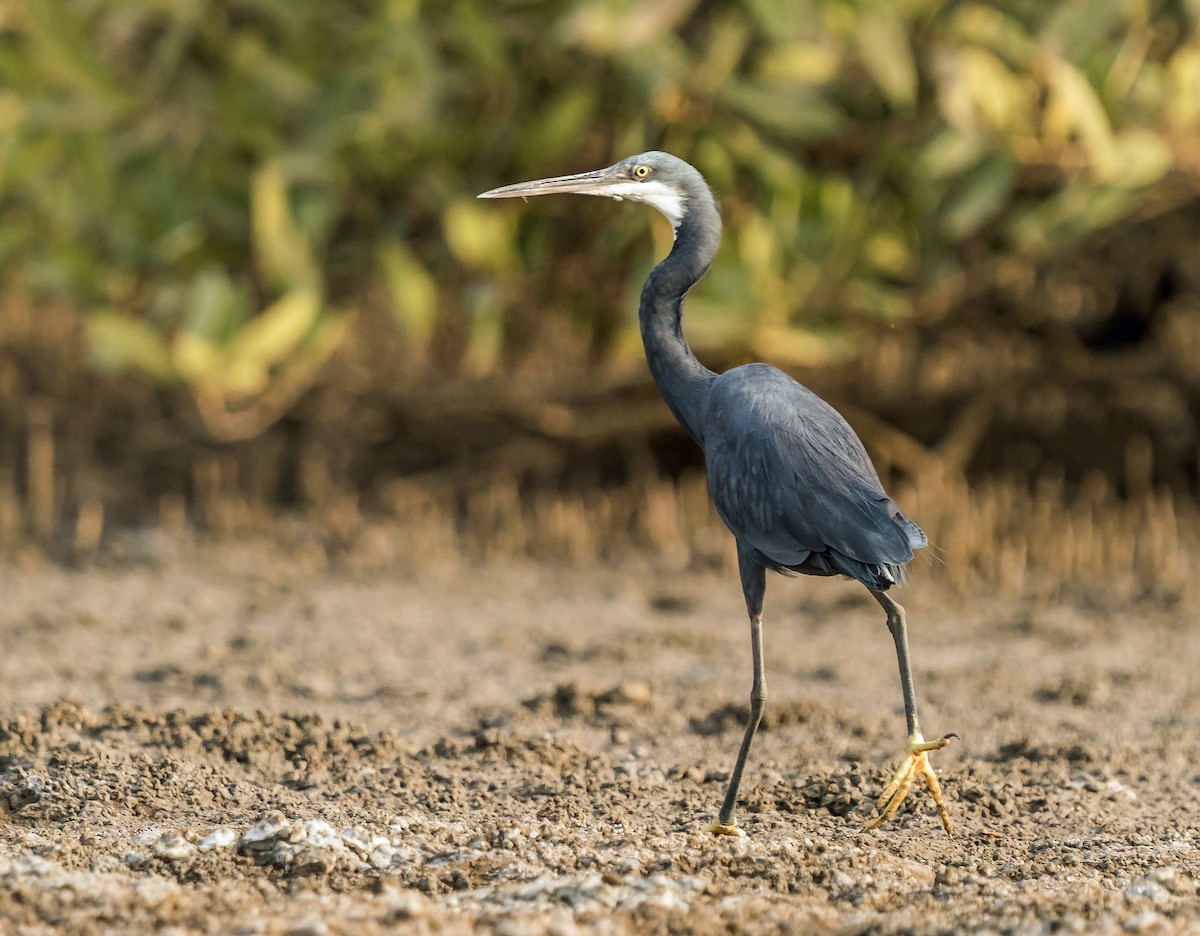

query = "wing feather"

[703,365,923,579]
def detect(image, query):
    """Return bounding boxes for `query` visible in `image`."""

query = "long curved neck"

[639,193,721,445]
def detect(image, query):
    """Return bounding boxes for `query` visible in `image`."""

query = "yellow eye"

[633,165,651,179]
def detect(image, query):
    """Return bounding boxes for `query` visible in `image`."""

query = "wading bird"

[480,152,955,836]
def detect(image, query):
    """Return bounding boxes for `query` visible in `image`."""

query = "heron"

[479,152,955,837]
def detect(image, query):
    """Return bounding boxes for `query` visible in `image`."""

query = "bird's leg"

[708,551,766,837]
[864,590,956,836]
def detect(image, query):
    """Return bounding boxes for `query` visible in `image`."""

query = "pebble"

[153,832,197,862]
[236,815,398,872]
[198,827,238,851]
[1122,910,1167,933]
[830,871,856,890]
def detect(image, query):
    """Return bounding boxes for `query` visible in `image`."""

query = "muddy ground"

[0,526,1198,935]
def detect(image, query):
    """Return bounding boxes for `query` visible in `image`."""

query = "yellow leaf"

[444,199,515,271]
[86,310,176,382]
[1099,129,1173,188]
[303,312,349,365]
[226,288,321,370]
[1168,46,1200,131]
[252,162,319,291]
[172,331,223,387]
[562,0,698,52]
[759,43,841,87]
[751,325,855,368]
[939,48,1026,133]
[1045,58,1113,170]
[277,313,351,393]
[865,232,912,278]
[737,215,778,284]
[220,357,270,399]
[0,91,26,133]
[379,243,438,346]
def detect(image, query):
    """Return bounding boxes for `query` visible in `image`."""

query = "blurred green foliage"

[1,0,1198,436]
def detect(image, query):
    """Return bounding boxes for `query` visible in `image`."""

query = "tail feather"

[886,499,928,550]
[810,551,901,591]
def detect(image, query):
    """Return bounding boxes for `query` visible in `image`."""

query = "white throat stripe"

[605,180,686,230]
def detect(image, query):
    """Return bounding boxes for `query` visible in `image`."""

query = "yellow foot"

[706,820,746,837]
[864,732,957,836]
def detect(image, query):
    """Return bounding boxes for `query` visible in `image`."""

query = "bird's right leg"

[708,548,766,837]
[864,589,955,835]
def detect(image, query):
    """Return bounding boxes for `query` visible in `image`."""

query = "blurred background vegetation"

[2,0,1200,572]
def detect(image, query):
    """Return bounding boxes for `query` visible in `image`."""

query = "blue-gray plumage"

[705,365,927,589]
[480,152,955,837]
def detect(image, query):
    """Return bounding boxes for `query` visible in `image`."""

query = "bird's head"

[479,151,710,233]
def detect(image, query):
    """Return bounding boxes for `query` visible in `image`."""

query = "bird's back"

[702,364,926,589]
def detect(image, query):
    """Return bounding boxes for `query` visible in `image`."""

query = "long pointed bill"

[478,166,623,200]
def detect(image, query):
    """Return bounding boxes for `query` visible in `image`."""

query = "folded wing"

[703,365,925,588]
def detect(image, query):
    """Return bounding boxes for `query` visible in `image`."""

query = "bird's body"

[481,151,954,836]
[703,364,926,588]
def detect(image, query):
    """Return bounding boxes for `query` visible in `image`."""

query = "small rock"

[384,889,430,922]
[1145,866,1193,896]
[2,776,44,814]
[198,827,237,851]
[291,851,331,877]
[1126,876,1172,907]
[133,877,179,909]
[1123,910,1167,933]
[830,871,856,890]
[123,851,148,870]
[283,917,328,936]
[341,826,395,868]
[153,832,197,862]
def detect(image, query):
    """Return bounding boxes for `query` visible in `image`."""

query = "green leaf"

[518,87,597,164]
[950,6,1036,67]
[1042,0,1127,65]
[1008,183,1137,253]
[719,80,843,138]
[920,130,987,180]
[184,271,248,343]
[856,5,917,108]
[940,157,1017,239]
[464,285,504,375]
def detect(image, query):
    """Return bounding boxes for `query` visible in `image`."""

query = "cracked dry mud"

[1,532,1198,933]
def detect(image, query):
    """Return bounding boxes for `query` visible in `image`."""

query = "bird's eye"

[633,165,651,179]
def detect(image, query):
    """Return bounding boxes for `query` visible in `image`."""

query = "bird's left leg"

[864,589,956,836]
